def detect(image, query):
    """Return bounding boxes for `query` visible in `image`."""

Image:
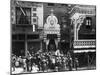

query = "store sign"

[33,24,35,32]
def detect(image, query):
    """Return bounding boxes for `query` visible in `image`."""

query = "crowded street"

[11,0,96,74]
[11,50,96,74]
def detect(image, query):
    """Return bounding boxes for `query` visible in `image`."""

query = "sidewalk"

[12,66,96,75]
[12,66,39,74]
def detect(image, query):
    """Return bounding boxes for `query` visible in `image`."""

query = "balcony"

[73,40,96,48]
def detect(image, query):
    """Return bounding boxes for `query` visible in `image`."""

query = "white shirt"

[55,50,60,56]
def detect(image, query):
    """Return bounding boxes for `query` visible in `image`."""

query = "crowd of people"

[11,49,79,72]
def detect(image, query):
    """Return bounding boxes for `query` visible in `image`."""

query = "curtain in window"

[16,7,31,24]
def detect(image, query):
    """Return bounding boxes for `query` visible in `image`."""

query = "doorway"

[48,39,56,51]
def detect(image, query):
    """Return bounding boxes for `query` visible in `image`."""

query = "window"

[85,17,92,29]
[27,34,39,40]
[78,34,96,39]
[18,34,25,40]
[16,7,31,24]
[48,3,54,6]
[32,17,37,24]
[47,34,57,39]
[33,13,37,17]
[12,34,18,40]
[86,17,92,26]
[86,19,91,26]
[33,8,37,11]
[33,18,37,22]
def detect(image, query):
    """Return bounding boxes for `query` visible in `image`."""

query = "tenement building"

[70,5,96,67]
[11,0,44,56]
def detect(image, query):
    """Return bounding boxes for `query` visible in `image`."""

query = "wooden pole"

[25,34,27,57]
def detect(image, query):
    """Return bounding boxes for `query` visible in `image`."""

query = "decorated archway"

[43,9,60,51]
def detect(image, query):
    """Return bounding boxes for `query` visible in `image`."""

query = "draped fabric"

[46,40,49,46]
[54,39,58,48]
[16,7,31,24]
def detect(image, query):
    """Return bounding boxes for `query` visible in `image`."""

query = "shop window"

[18,34,25,40]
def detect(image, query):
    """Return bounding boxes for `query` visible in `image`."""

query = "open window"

[16,7,31,24]
[85,17,92,29]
